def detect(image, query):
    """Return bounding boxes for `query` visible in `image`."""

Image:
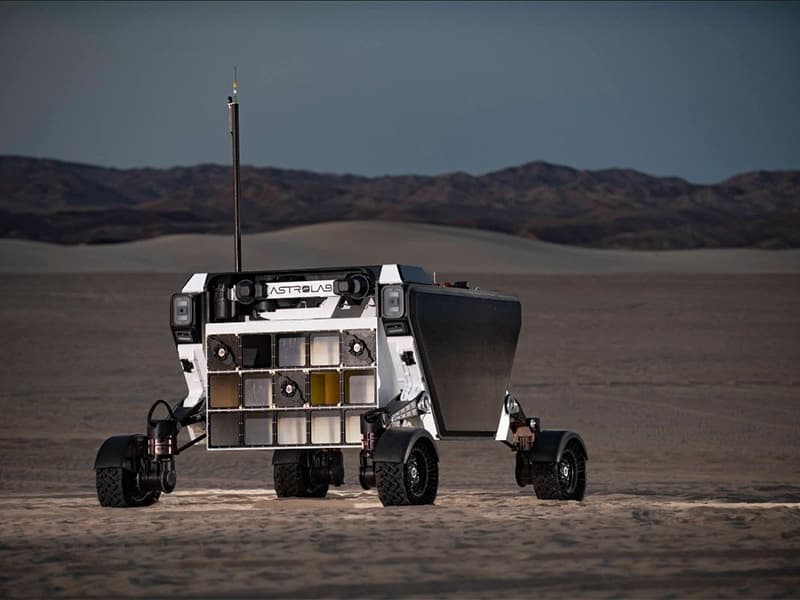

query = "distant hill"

[1,156,798,248]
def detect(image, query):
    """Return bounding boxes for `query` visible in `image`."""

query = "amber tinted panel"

[310,371,340,406]
[209,374,239,408]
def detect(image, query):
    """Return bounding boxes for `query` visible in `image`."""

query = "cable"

[146,399,177,427]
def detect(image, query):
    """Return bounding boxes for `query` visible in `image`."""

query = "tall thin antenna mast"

[227,66,242,273]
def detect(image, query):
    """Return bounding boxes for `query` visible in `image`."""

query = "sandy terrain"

[1,271,799,597]
[2,221,800,273]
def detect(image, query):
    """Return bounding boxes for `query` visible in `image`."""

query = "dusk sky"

[1,1,798,183]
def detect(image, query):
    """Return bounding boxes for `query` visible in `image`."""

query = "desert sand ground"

[0,269,798,598]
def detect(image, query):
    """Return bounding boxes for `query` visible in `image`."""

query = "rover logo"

[266,280,336,299]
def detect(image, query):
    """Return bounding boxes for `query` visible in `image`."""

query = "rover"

[94,83,587,507]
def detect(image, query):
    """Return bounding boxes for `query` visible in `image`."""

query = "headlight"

[171,294,193,326]
[504,395,520,414]
[381,285,405,319]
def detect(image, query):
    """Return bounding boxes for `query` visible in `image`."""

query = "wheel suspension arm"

[362,392,426,432]
[176,433,206,454]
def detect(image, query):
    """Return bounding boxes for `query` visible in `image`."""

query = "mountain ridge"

[1,155,798,248]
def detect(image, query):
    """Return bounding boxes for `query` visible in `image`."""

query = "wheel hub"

[406,451,427,496]
[557,451,577,493]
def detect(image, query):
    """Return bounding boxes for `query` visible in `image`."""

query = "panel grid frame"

[206,328,377,450]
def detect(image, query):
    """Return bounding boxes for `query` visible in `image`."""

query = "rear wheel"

[273,461,329,498]
[375,439,438,506]
[531,441,586,501]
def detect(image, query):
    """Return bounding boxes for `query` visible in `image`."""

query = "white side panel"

[178,343,207,440]
[375,322,400,407]
[181,273,208,293]
[378,264,402,284]
[377,327,440,440]
[495,404,512,444]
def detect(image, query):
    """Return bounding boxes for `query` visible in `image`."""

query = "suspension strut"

[358,409,386,490]
[138,401,180,494]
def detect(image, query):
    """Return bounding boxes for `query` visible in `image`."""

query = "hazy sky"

[1,1,798,183]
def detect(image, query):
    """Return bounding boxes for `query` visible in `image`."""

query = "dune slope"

[1,220,799,273]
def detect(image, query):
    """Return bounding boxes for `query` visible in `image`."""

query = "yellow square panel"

[310,371,339,406]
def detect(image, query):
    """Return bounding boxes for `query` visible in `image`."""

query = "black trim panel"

[408,285,521,436]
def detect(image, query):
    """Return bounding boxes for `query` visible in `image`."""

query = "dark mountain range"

[1,155,798,248]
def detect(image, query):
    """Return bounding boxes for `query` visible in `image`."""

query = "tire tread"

[531,441,587,501]
[96,467,159,508]
[375,440,438,507]
[274,463,329,498]
[375,461,410,506]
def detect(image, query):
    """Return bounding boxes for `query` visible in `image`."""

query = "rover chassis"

[94,264,588,508]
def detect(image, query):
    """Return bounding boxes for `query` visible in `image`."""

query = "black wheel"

[531,441,586,501]
[273,462,329,498]
[375,439,438,506]
[96,467,160,507]
[95,435,161,508]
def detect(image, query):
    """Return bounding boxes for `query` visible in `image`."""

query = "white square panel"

[278,336,305,367]
[277,414,307,445]
[345,413,362,443]
[311,413,340,444]
[243,375,272,408]
[346,372,374,404]
[310,333,340,366]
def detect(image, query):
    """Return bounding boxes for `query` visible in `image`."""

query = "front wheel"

[531,441,586,501]
[375,439,438,506]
